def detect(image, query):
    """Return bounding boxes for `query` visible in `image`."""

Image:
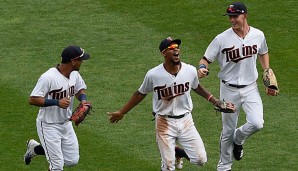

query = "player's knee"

[64,156,79,167]
[190,155,207,166]
[252,122,263,132]
[223,126,236,136]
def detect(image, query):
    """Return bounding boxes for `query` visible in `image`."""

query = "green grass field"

[0,0,297,170]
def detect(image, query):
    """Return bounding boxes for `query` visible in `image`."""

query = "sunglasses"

[162,44,179,52]
[227,6,245,14]
[72,49,85,61]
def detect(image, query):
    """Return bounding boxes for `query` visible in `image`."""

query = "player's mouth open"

[173,52,179,57]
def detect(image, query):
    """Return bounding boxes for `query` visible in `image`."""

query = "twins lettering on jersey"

[49,86,75,99]
[222,44,257,63]
[154,82,189,101]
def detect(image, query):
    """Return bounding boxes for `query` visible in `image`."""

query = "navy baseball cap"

[224,2,247,16]
[159,37,181,52]
[61,46,90,63]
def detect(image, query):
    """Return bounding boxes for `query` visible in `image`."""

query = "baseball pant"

[37,119,79,171]
[217,82,264,171]
[156,113,207,171]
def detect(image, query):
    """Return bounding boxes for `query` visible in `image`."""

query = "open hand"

[108,111,125,123]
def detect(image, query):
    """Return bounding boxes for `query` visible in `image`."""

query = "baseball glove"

[214,100,235,113]
[70,102,92,126]
[263,68,279,96]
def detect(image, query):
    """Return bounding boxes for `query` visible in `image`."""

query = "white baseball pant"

[217,82,264,171]
[36,119,79,171]
[156,113,207,171]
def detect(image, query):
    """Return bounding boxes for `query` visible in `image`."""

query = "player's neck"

[163,62,181,76]
[56,64,72,78]
[233,24,250,39]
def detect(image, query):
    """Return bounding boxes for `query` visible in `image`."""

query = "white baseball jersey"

[30,67,87,123]
[204,27,268,171]
[138,62,199,116]
[204,26,268,85]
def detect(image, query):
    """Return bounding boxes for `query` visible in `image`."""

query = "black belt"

[222,80,247,88]
[160,114,186,119]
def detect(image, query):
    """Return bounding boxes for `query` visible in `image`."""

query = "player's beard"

[73,63,82,71]
[170,57,180,65]
[171,54,180,65]
[172,60,180,65]
[73,66,80,71]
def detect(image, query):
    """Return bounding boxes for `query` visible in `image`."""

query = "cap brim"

[171,39,181,45]
[159,38,182,52]
[81,53,90,60]
[223,13,241,16]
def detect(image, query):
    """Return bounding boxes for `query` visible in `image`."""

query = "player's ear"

[243,13,248,19]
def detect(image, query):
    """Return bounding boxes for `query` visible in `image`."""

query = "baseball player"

[108,37,235,171]
[198,2,276,171]
[24,45,90,171]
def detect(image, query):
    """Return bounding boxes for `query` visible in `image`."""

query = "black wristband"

[78,94,87,101]
[44,99,59,107]
[199,64,207,69]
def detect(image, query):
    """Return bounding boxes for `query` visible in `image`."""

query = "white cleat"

[24,139,39,165]
[175,157,183,170]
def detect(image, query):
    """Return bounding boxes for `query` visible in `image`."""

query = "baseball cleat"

[175,157,183,170]
[233,142,243,161]
[24,139,39,165]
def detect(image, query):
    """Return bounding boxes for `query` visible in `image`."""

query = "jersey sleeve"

[30,75,51,97]
[188,64,199,90]
[203,36,221,62]
[74,72,87,94]
[258,32,269,55]
[192,75,199,90]
[138,72,152,94]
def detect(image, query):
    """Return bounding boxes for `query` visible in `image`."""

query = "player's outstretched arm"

[108,91,147,123]
[193,84,236,113]
[193,84,219,105]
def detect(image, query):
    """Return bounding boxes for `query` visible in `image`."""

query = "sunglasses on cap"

[227,6,245,14]
[72,49,85,61]
[162,44,179,52]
